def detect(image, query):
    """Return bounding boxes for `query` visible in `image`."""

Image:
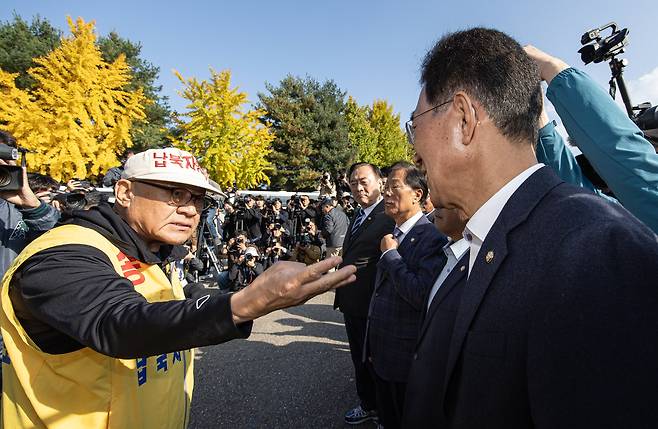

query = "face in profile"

[411,89,462,210]
[383,169,422,221]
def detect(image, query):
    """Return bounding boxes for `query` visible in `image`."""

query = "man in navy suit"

[406,28,658,428]
[365,162,447,428]
[402,206,469,428]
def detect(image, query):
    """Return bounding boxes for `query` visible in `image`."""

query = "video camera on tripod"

[579,22,658,133]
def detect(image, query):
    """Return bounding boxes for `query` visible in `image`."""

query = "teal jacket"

[537,67,658,234]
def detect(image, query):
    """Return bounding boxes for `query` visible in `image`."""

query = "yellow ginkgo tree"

[173,68,273,189]
[0,16,145,181]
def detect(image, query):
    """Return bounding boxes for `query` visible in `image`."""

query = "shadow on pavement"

[188,295,376,429]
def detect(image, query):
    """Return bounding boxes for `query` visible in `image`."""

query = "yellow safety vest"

[0,224,194,429]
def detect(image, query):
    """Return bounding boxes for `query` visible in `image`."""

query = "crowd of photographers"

[208,188,355,290]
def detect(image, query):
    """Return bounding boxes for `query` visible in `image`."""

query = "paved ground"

[188,291,377,428]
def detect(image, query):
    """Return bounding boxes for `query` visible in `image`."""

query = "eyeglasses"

[405,99,452,146]
[133,180,211,211]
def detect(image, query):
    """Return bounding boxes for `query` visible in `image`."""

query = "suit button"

[413,353,418,360]
[375,292,379,297]
[368,357,373,363]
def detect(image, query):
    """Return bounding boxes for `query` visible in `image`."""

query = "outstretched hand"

[230,256,356,324]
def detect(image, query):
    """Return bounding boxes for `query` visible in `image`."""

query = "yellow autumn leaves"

[173,69,274,189]
[0,17,273,188]
[0,17,145,182]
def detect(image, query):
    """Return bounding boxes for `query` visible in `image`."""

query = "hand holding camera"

[0,159,40,209]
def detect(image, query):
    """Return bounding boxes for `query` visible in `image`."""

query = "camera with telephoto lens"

[0,143,24,191]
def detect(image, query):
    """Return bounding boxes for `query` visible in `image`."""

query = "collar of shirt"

[426,237,470,310]
[444,237,470,260]
[359,196,383,218]
[463,163,544,276]
[395,210,424,245]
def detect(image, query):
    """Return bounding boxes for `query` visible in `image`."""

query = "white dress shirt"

[426,238,470,310]
[380,210,424,258]
[464,164,544,276]
[394,210,424,245]
[359,196,383,218]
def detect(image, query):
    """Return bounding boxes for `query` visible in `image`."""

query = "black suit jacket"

[365,215,448,382]
[402,252,468,428]
[440,167,658,428]
[334,200,395,317]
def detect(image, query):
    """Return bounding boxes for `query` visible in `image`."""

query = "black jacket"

[243,207,263,241]
[9,203,251,359]
[334,200,395,317]
[402,254,468,428]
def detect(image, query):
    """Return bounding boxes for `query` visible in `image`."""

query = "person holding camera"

[339,192,356,218]
[524,45,658,234]
[228,247,264,290]
[226,231,249,267]
[291,219,325,265]
[260,221,292,264]
[222,201,238,240]
[0,131,60,278]
[291,194,318,235]
[264,198,290,234]
[318,171,337,198]
[242,195,264,242]
[336,172,351,196]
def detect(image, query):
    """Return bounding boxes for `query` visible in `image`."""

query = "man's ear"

[452,91,479,146]
[114,179,134,208]
[414,188,424,204]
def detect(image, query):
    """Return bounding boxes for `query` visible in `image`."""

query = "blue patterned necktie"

[393,226,403,241]
[351,208,367,234]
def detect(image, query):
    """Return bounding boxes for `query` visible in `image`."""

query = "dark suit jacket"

[365,215,448,382]
[440,166,658,428]
[243,207,263,241]
[334,200,395,318]
[402,253,468,428]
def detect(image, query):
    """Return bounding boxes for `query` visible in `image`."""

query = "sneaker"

[344,405,378,425]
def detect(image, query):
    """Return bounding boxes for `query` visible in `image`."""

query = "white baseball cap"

[121,148,220,194]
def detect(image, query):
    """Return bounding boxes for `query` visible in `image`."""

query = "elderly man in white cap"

[0,148,356,429]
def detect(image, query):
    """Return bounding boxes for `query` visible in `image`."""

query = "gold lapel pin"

[485,250,494,264]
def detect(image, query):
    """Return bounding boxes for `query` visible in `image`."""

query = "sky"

[3,0,658,132]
